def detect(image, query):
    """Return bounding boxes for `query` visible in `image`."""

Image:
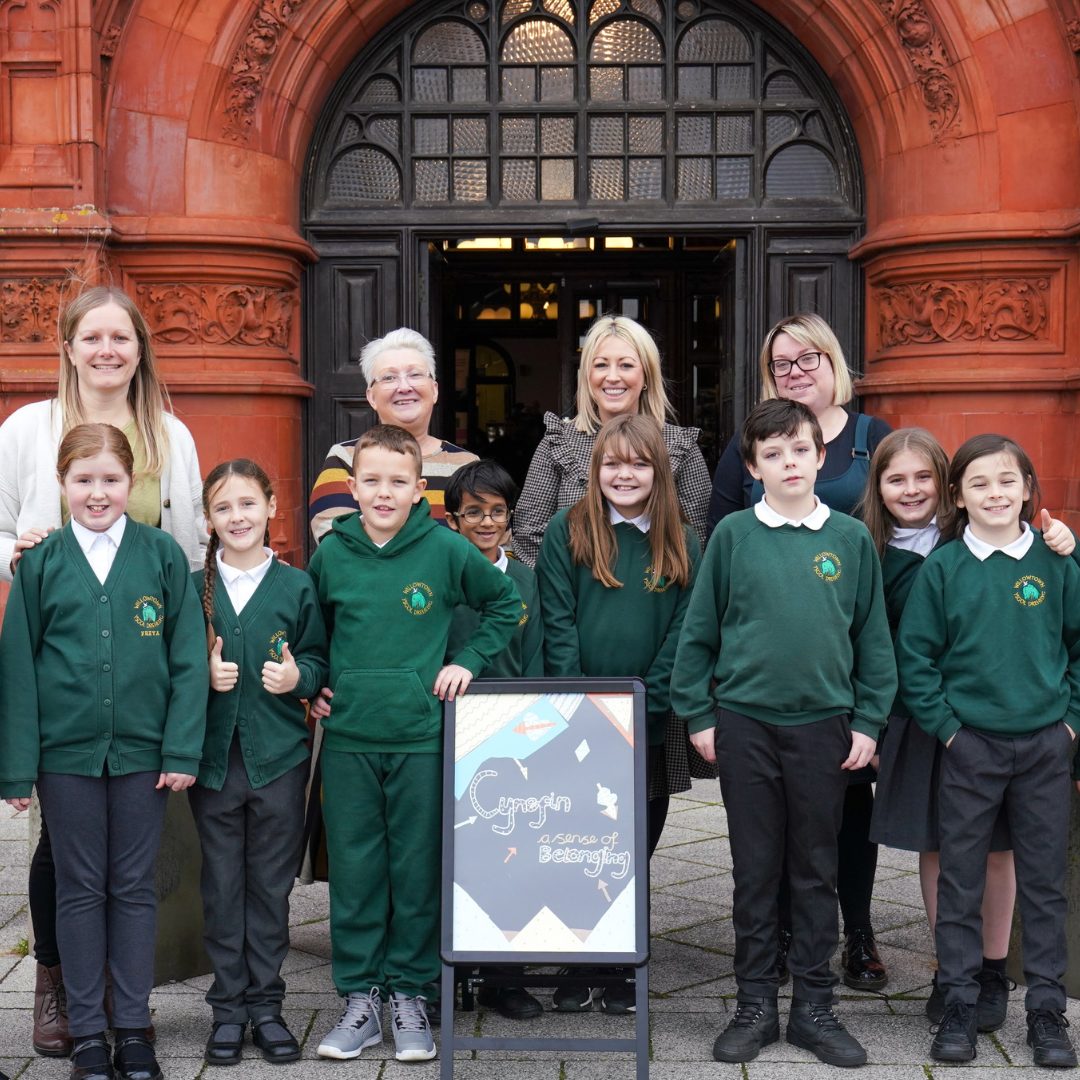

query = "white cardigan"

[0,399,206,581]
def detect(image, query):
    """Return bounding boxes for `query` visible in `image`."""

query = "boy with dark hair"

[672,399,896,1068]
[309,425,521,1063]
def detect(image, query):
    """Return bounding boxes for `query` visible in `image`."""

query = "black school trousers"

[715,708,850,1003]
[936,722,1072,1012]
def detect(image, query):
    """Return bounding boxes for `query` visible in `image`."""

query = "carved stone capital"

[136,283,295,351]
[1067,17,1080,54]
[875,277,1050,348]
[0,278,64,345]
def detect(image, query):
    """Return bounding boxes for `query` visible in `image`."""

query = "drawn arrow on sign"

[504,847,517,863]
[513,720,557,736]
[513,758,528,779]
[598,879,612,903]
[454,816,477,829]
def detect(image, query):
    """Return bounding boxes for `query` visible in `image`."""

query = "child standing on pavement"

[190,460,328,1067]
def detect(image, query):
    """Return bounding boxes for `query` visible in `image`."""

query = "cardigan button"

[103,664,111,672]
[103,699,112,707]
[233,627,241,635]
[163,499,171,508]
[100,595,108,603]
[101,629,110,638]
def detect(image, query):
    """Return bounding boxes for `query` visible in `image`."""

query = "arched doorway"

[302,0,863,476]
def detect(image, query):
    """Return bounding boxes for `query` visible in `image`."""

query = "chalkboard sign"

[441,677,648,966]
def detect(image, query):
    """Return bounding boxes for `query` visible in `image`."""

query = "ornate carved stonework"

[876,278,1050,347]
[223,0,308,143]
[876,0,960,141]
[0,278,64,344]
[136,284,295,350]
[101,23,123,58]
[1067,18,1080,53]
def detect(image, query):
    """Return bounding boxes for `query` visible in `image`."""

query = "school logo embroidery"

[268,630,288,661]
[518,601,529,627]
[133,595,164,637]
[402,581,434,615]
[644,565,671,593]
[1014,574,1046,607]
[813,551,842,582]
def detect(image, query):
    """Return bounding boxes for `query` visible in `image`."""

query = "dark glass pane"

[501,0,531,22]
[716,113,751,152]
[715,156,751,198]
[766,112,798,148]
[414,117,449,155]
[501,115,536,153]
[414,158,449,201]
[502,19,575,62]
[467,1,489,20]
[366,116,400,151]
[589,158,624,200]
[677,114,711,153]
[356,76,400,105]
[804,113,830,145]
[676,1,697,18]
[590,20,663,62]
[715,65,752,100]
[501,67,537,102]
[631,0,663,20]
[454,159,489,201]
[627,66,664,101]
[628,157,663,199]
[765,72,808,99]
[677,18,751,62]
[677,157,712,200]
[765,144,839,198]
[540,158,575,200]
[453,67,488,102]
[588,0,619,23]
[589,115,624,153]
[628,115,663,153]
[540,116,575,154]
[337,117,361,146]
[413,68,449,102]
[677,65,711,100]
[540,66,575,101]
[589,66,624,100]
[328,148,402,202]
[413,21,487,63]
[454,117,488,154]
[501,158,537,200]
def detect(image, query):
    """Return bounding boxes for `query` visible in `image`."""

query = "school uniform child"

[309,425,520,1063]
[536,413,700,1014]
[672,399,895,1068]
[896,434,1080,1068]
[862,430,1076,1033]
[0,423,207,1080]
[188,460,328,1066]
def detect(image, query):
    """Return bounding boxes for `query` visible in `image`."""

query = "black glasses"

[768,351,824,377]
[452,507,511,525]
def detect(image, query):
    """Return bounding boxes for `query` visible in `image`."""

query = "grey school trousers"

[36,770,167,1036]
[188,738,308,1023]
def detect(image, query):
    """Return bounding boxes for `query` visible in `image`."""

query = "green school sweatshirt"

[896,534,1080,745]
[194,559,329,790]
[0,519,208,798]
[446,555,544,678]
[671,508,895,738]
[535,510,701,745]
[307,502,521,754]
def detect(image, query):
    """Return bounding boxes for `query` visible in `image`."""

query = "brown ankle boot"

[33,962,72,1057]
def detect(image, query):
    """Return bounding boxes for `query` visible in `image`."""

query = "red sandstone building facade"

[1,0,1078,560]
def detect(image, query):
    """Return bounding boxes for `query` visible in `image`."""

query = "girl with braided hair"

[189,459,328,1067]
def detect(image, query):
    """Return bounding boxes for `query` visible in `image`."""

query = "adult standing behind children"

[0,285,206,1058]
[512,313,711,567]
[307,328,477,541]
[706,313,892,993]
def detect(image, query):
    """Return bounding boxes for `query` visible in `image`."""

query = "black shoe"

[926,973,945,1023]
[113,1035,162,1080]
[786,999,867,1068]
[930,1002,977,1062]
[712,997,780,1063]
[1027,1008,1078,1068]
[600,975,636,1015]
[974,968,1014,1032]
[841,929,887,991]
[776,929,792,986]
[71,1037,114,1080]
[476,985,543,1020]
[251,1018,301,1064]
[204,1022,245,1067]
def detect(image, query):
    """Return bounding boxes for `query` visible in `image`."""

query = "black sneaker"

[1026,1008,1077,1068]
[841,929,887,991]
[776,929,792,986]
[974,968,1015,1032]
[552,969,595,1012]
[476,985,542,1020]
[600,974,636,1014]
[712,997,780,1063]
[931,1002,977,1062]
[786,999,867,1068]
[925,974,945,1023]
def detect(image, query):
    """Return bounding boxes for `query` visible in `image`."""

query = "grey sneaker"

[316,988,383,1059]
[389,993,436,1062]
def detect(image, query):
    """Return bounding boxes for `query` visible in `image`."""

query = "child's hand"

[262,642,300,695]
[209,636,239,692]
[5,797,31,812]
[10,526,53,573]
[310,688,333,719]
[156,773,196,792]
[842,731,876,770]
[434,664,472,701]
[1041,509,1076,556]
[689,728,717,764]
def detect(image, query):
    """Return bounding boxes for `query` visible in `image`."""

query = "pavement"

[2,782,1077,1079]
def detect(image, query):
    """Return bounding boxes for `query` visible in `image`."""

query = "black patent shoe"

[975,967,1015,1032]
[931,1002,977,1062]
[477,985,543,1020]
[786,999,867,1068]
[204,1022,245,1067]
[841,929,888,991]
[71,1037,114,1080]
[113,1035,162,1080]
[251,1018,301,1064]
[712,997,780,1063]
[776,929,792,986]
[1027,1009,1078,1068]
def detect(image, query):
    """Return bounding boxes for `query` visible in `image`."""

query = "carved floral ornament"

[135,284,295,351]
[0,278,64,345]
[875,277,1050,348]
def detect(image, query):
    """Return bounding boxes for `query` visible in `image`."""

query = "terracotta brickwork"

[0,0,1077,557]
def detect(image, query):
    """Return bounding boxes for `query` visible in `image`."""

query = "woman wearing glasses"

[705,312,893,997]
[308,328,477,542]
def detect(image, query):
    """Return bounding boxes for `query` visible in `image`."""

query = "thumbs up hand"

[1041,509,1076,557]
[262,641,300,695]
[209,635,239,692]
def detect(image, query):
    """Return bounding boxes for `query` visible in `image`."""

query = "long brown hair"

[856,428,950,557]
[567,414,691,589]
[201,460,275,646]
[58,287,171,475]
[944,434,1040,541]
[56,422,135,481]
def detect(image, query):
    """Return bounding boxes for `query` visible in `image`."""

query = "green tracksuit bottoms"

[322,749,441,998]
